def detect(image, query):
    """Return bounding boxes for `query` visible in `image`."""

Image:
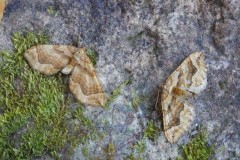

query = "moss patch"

[0,32,95,159]
[47,5,59,16]
[105,80,130,108]
[125,139,146,160]
[104,139,116,160]
[125,120,158,159]
[218,80,227,90]
[86,49,98,67]
[132,92,140,110]
[178,130,213,160]
[143,121,158,140]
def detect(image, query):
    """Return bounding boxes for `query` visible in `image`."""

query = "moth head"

[73,48,87,63]
[191,52,206,71]
[73,48,93,65]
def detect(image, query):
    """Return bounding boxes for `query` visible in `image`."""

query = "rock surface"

[0,0,239,159]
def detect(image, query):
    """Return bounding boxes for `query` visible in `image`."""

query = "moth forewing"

[161,52,207,143]
[0,0,7,22]
[24,45,76,75]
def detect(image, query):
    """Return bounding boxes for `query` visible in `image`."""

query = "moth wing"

[69,48,106,106]
[161,52,207,143]
[0,0,7,22]
[24,45,78,75]
[163,101,195,143]
[188,52,207,94]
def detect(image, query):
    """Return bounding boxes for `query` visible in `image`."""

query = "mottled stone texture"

[0,0,239,159]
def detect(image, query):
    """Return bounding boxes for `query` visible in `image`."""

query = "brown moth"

[160,52,207,143]
[0,0,7,22]
[24,45,106,107]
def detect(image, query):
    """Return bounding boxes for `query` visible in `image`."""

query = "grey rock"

[0,0,239,159]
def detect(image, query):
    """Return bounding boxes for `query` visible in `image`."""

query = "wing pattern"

[24,45,106,106]
[161,52,207,143]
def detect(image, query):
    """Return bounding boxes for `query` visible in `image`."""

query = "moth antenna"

[154,85,161,111]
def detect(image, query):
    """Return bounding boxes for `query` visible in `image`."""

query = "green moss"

[143,121,158,140]
[82,147,89,157]
[177,156,184,160]
[124,154,135,160]
[135,140,146,154]
[47,6,59,16]
[105,80,130,108]
[126,140,146,160]
[218,80,227,90]
[86,49,98,67]
[179,130,213,160]
[104,139,116,160]
[0,32,95,159]
[124,121,158,159]
[132,92,140,110]
[73,104,94,127]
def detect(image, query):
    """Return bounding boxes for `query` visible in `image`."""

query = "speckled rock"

[0,0,239,159]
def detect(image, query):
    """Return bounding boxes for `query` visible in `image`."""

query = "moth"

[0,0,7,22]
[160,52,207,143]
[24,45,106,107]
